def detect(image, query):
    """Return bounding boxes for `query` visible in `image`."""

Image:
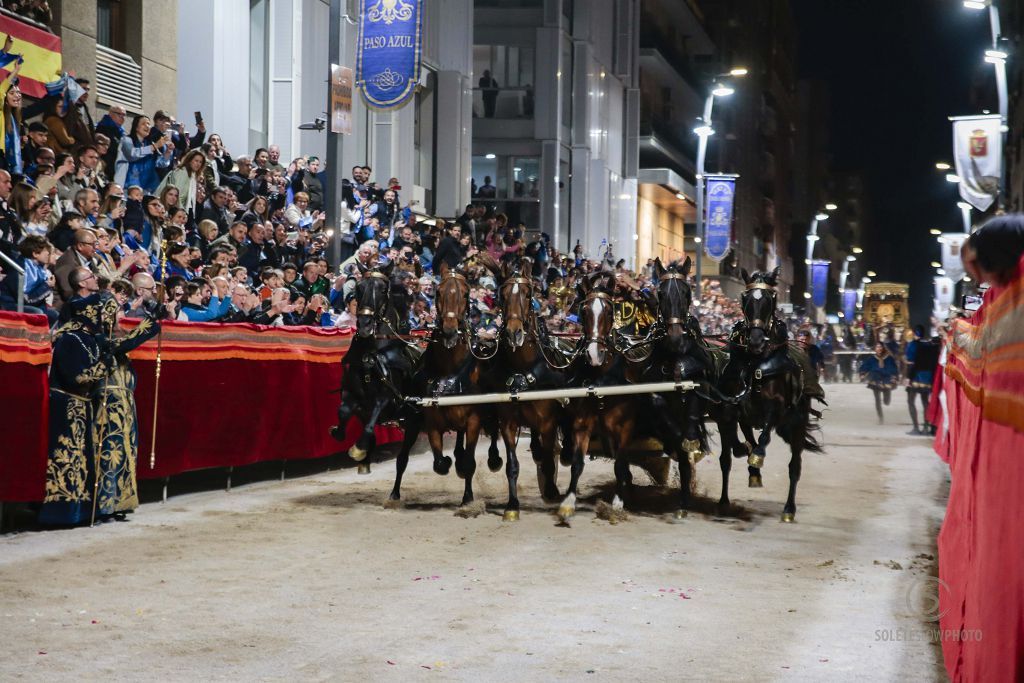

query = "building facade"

[472,0,640,263]
[48,0,178,119]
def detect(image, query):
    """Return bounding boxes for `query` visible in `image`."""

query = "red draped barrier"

[124,320,404,479]
[0,317,404,500]
[0,311,50,501]
[937,255,1024,683]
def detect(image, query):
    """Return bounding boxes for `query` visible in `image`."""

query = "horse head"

[655,256,694,353]
[499,258,535,350]
[436,268,470,349]
[354,260,394,339]
[739,266,780,356]
[579,268,616,367]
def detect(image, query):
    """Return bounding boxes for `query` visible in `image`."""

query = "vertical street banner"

[330,65,353,134]
[952,114,1001,211]
[842,289,857,321]
[811,259,830,308]
[356,0,423,111]
[933,276,955,321]
[941,232,969,283]
[704,176,736,262]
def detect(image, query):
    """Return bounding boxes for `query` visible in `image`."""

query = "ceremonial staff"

[90,372,112,528]
[149,241,168,470]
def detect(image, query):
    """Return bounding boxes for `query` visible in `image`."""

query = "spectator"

[43,96,76,155]
[53,229,98,302]
[1,56,24,173]
[155,148,205,216]
[199,186,231,235]
[115,115,172,193]
[289,156,323,211]
[180,280,231,322]
[479,70,499,118]
[95,105,127,171]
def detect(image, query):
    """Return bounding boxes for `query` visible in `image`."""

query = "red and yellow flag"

[0,15,61,99]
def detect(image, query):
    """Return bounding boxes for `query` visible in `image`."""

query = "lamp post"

[965,0,1008,205]
[693,70,745,298]
[957,201,973,232]
[805,210,829,317]
[839,254,856,292]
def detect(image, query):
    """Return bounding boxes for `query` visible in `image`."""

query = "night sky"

[793,0,994,324]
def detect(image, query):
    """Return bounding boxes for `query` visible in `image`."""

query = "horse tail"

[775,404,824,454]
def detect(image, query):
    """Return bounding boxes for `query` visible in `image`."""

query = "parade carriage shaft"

[405,380,699,408]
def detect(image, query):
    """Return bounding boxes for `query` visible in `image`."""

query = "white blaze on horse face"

[752,289,763,301]
[587,298,604,366]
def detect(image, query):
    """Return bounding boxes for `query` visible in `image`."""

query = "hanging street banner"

[951,114,1001,211]
[356,0,423,110]
[934,276,955,322]
[842,289,857,321]
[941,232,969,283]
[811,259,830,308]
[330,65,353,134]
[704,175,737,262]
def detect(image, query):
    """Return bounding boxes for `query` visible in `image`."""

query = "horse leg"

[389,414,422,502]
[558,412,575,467]
[749,402,777,470]
[459,416,481,508]
[718,418,735,508]
[736,418,757,459]
[675,446,692,520]
[559,414,593,522]
[537,419,561,503]
[781,414,805,523]
[349,396,386,469]
[487,423,503,472]
[501,420,521,521]
[454,429,468,476]
[331,393,354,441]
[681,393,706,464]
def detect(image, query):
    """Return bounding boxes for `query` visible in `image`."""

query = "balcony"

[639,114,696,179]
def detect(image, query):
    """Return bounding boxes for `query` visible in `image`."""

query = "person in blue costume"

[859,342,899,425]
[39,292,159,526]
[904,324,939,435]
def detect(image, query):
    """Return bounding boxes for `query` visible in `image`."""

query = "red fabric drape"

[938,255,1024,683]
[132,357,402,479]
[0,311,50,502]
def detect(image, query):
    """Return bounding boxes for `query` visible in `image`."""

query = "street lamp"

[825,202,838,211]
[935,161,952,171]
[839,254,857,291]
[966,0,1008,203]
[867,270,877,277]
[929,228,942,235]
[694,73,744,298]
[946,173,962,183]
[805,209,831,318]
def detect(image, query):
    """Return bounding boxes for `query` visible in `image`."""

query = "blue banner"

[704,176,735,262]
[811,259,830,308]
[357,0,423,110]
[842,289,857,320]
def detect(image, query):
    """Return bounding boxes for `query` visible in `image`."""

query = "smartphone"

[194,111,203,125]
[962,294,982,312]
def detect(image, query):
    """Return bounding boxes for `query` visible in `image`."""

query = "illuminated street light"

[852,246,863,254]
[963,0,989,9]
[937,268,947,275]
[867,270,877,277]
[729,67,748,77]
[711,83,735,97]
[935,161,952,171]
[929,228,942,235]
[931,261,941,268]
[946,173,962,183]
[985,49,1007,64]
[693,123,715,137]
[815,212,829,221]
[846,255,857,262]
[825,203,838,211]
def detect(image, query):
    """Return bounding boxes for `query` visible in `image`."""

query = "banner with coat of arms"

[356,0,423,110]
[952,115,1001,212]
[934,276,955,322]
[842,289,857,321]
[811,259,830,308]
[941,232,969,283]
[704,176,736,263]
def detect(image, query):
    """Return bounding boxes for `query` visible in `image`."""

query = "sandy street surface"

[0,383,949,681]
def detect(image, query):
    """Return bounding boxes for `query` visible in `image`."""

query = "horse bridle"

[356,270,391,318]
[581,289,616,350]
[657,272,691,327]
[500,276,536,335]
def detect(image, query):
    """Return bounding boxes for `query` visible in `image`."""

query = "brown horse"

[558,270,640,522]
[489,259,564,520]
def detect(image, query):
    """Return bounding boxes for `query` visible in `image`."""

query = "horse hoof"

[747,453,765,468]
[433,456,452,476]
[748,474,763,488]
[673,509,688,521]
[557,494,576,522]
[502,509,520,522]
[348,444,368,462]
[688,450,707,466]
[780,512,795,523]
[487,456,503,473]
[357,463,371,475]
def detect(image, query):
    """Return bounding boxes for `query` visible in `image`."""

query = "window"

[249,0,269,151]
[96,0,125,52]
[471,155,542,229]
[472,45,535,119]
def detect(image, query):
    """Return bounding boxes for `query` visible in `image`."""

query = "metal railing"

[0,249,24,313]
[95,44,143,112]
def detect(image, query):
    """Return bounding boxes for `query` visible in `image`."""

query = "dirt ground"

[0,383,949,681]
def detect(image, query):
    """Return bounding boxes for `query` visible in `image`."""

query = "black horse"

[630,257,712,519]
[726,267,824,522]
[331,262,423,473]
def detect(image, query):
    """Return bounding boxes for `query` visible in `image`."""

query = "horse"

[632,257,712,519]
[726,267,824,522]
[486,258,566,520]
[331,261,423,474]
[557,269,647,522]
[389,267,500,510]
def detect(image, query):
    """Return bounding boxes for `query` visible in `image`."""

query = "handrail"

[0,249,24,313]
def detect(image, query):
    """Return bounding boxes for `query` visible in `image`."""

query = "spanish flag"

[0,15,61,99]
